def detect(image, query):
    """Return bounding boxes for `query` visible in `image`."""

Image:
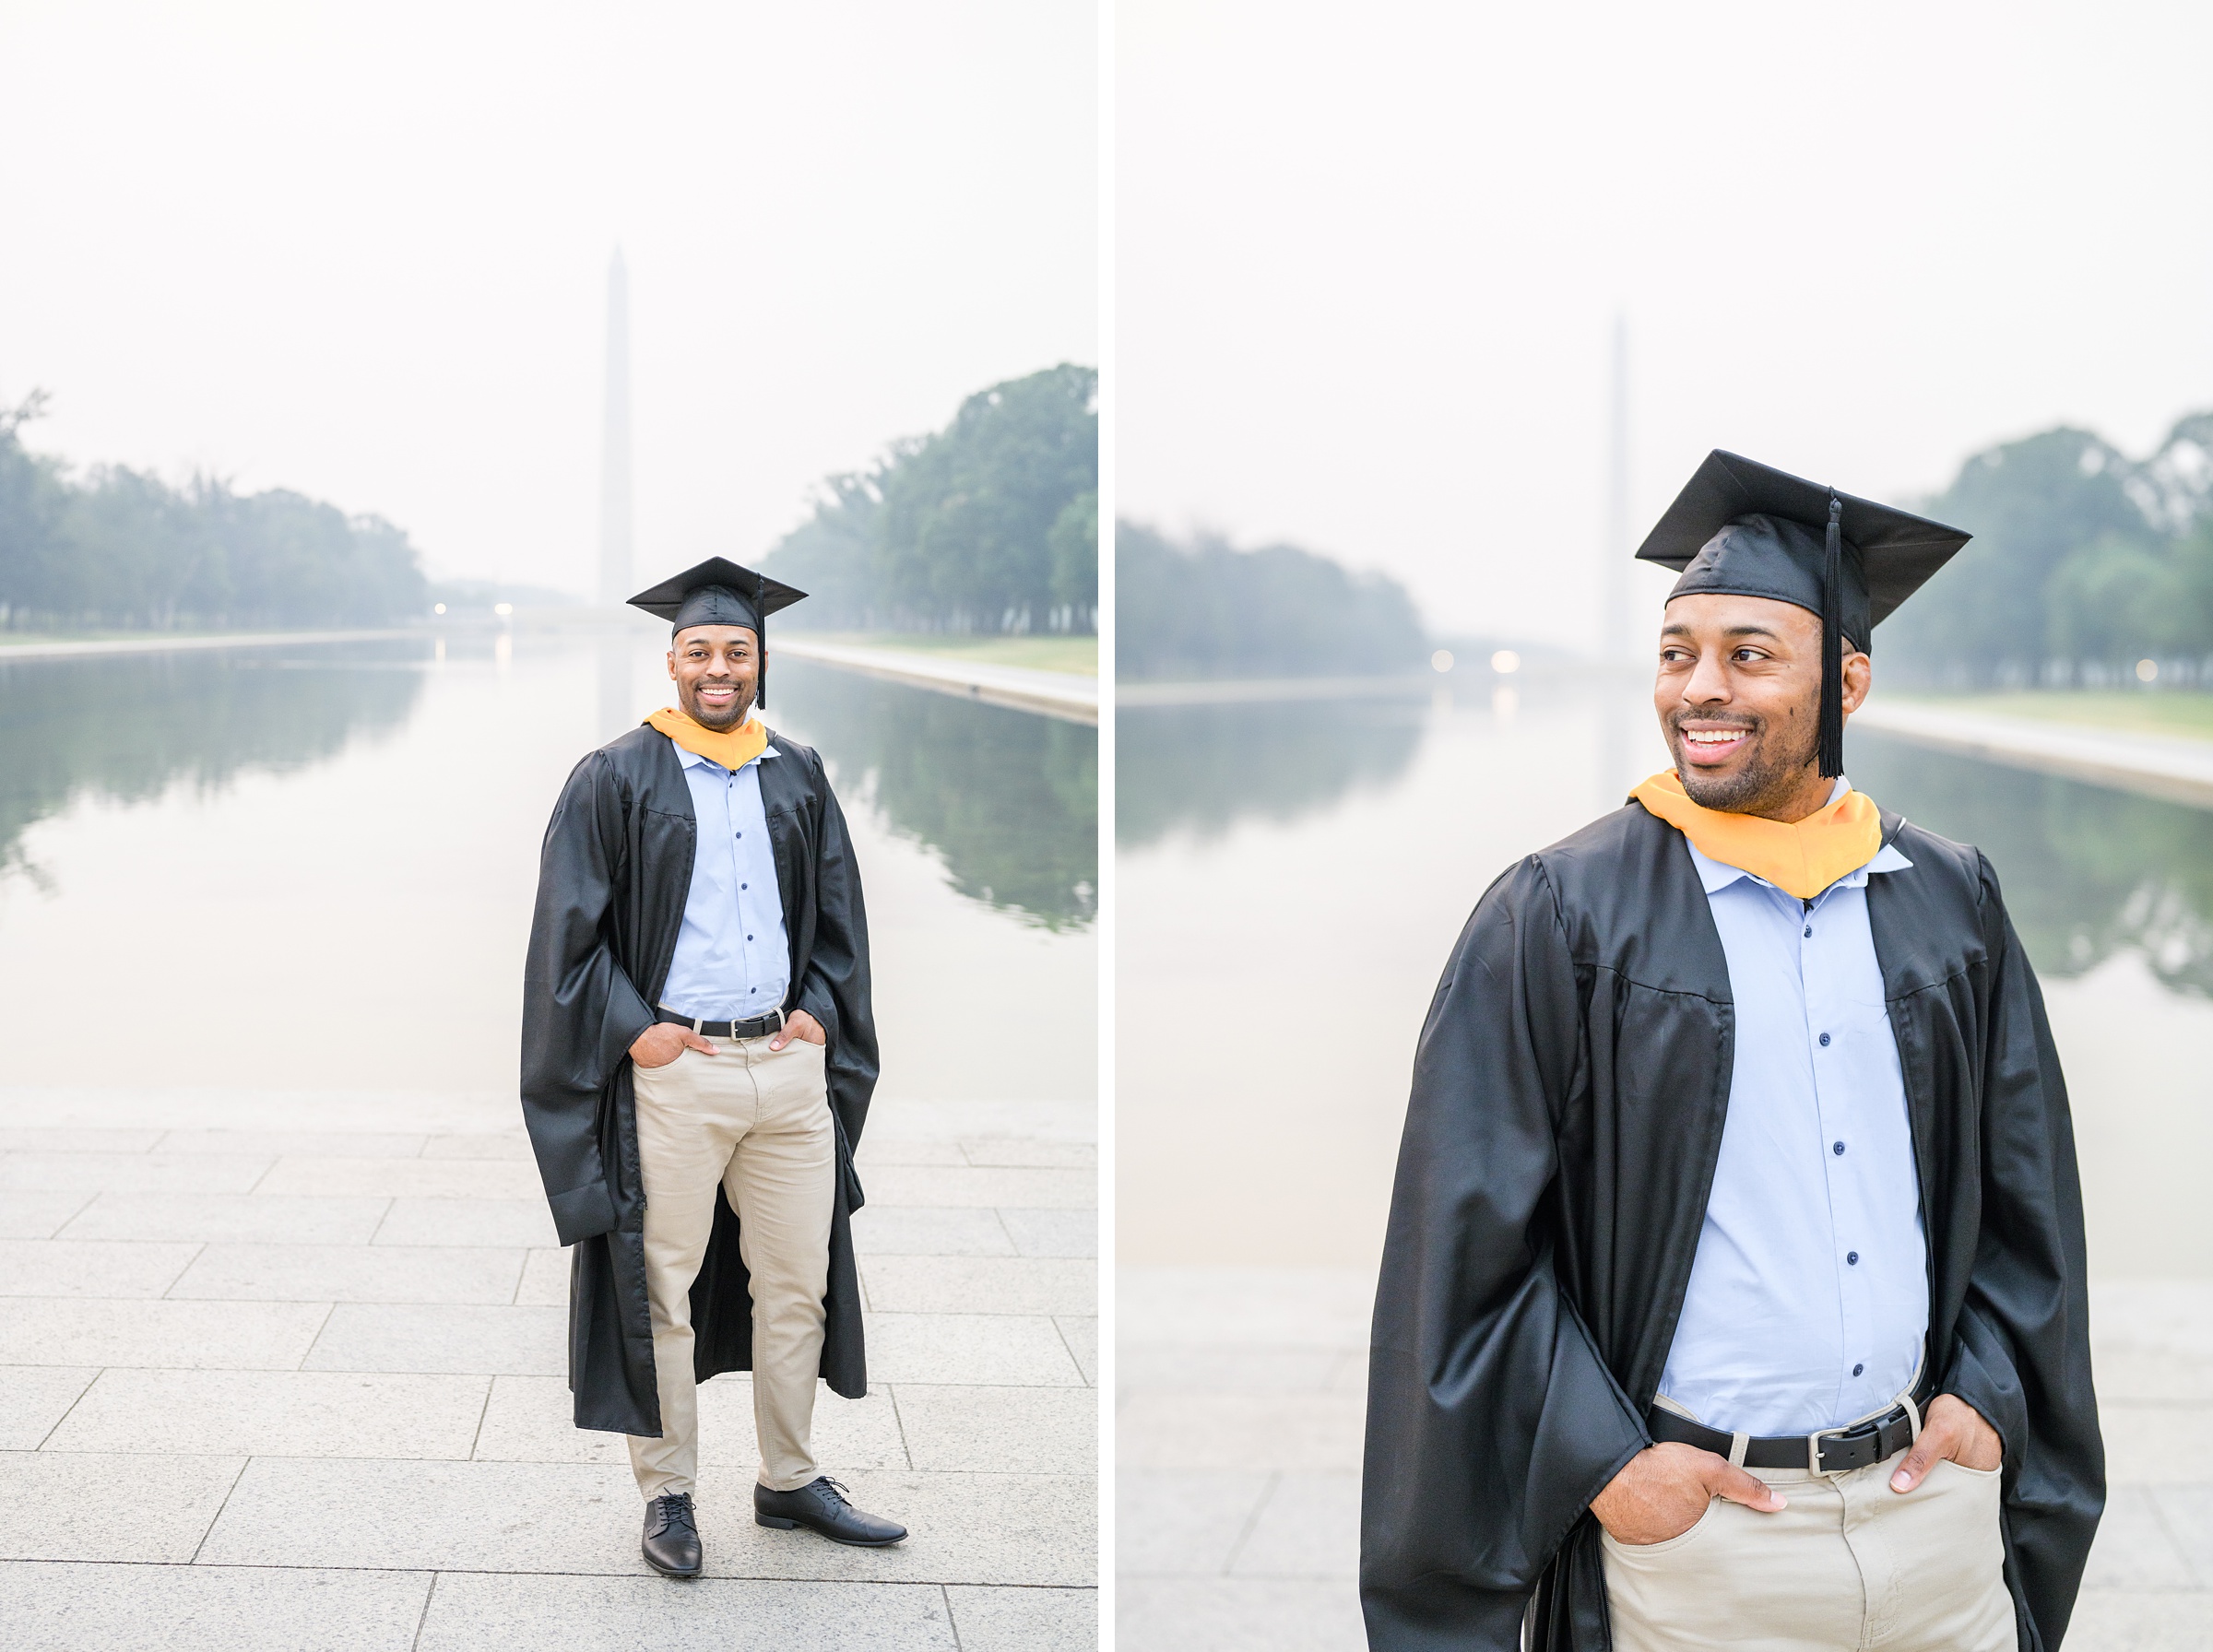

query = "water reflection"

[0,642,425,889]
[774,659,1096,931]
[1852,731,2213,995]
[1117,696,1426,848]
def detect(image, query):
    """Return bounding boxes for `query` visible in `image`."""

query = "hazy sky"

[1,0,1095,595]
[1119,0,2213,643]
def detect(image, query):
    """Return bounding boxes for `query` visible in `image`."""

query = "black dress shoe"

[754,1477,907,1546]
[642,1492,702,1576]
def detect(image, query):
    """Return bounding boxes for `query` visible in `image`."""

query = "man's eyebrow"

[1661,621,1784,641]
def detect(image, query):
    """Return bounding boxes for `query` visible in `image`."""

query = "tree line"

[763,363,1096,634]
[1115,520,1429,680]
[1884,411,2213,686]
[0,391,427,632]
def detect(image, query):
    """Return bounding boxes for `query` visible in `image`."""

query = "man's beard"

[688,683,753,730]
[1670,712,1817,814]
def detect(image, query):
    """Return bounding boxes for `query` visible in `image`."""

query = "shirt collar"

[1682,776,1913,897]
[669,735,778,773]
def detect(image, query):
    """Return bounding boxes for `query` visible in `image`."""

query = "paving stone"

[472,1373,908,1471]
[894,1384,1096,1473]
[2103,1403,2213,1485]
[1000,1207,1097,1257]
[417,1572,958,1650]
[154,1131,428,1159]
[862,1313,1085,1386]
[1231,1471,1359,1578]
[0,1191,94,1239]
[1118,1346,1343,1395]
[303,1303,567,1375]
[43,1368,491,1460]
[57,1192,390,1245]
[195,1456,637,1573]
[1120,1268,1372,1352]
[0,1451,244,1561]
[960,1138,1097,1169]
[2066,1588,2213,1651]
[1118,1391,1364,1471]
[2082,1486,2198,1589]
[513,1246,570,1304]
[1117,1576,1366,1652]
[200,1457,1090,1585]
[862,1255,1095,1316]
[945,1584,1097,1651]
[689,1469,1095,1586]
[421,1133,536,1161]
[1118,1470,1272,1577]
[0,1238,201,1298]
[0,1561,432,1652]
[1059,1316,1098,1384]
[849,1207,1015,1257]
[857,1138,970,1166]
[167,1243,526,1304]
[371,1197,556,1247]
[2155,1484,2213,1584]
[0,1129,160,1153]
[0,1152,271,1193]
[256,1156,543,1200]
[859,1166,1093,1210]
[0,1297,331,1370]
[0,1367,99,1450]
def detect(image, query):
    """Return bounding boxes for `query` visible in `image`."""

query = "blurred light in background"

[1490,649,1521,675]
[1430,649,1453,673]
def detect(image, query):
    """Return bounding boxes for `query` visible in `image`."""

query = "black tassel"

[1817,490,1844,778]
[753,569,769,711]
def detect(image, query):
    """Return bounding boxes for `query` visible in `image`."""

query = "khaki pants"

[625,1032,834,1499]
[1602,1447,2014,1652]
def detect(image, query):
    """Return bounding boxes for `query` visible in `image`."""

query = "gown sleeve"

[519,749,658,1245]
[1361,857,1651,1651]
[795,751,880,1159]
[1939,855,2104,1646]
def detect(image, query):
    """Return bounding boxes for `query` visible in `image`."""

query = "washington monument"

[598,248,633,606]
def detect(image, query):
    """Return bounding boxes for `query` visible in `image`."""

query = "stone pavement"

[1118,1268,2213,1652]
[0,1087,1096,1650]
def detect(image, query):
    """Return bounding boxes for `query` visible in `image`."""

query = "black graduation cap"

[626,557,809,709]
[1634,450,1971,778]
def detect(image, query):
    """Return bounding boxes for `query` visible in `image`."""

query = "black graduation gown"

[518,724,879,1435]
[1360,802,2102,1651]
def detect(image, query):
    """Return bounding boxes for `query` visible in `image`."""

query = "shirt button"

[1833,1141,1845,1155]
[1847,1251,1860,1265]
[746,934,753,941]
[1804,926,1813,938]
[1852,1363,1864,1376]
[1818,1032,1831,1046]
[741,883,748,890]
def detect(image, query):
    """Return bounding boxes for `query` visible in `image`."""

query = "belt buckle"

[1809,1416,1884,1475]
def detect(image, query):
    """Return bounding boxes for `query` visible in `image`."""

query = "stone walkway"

[0,1087,1096,1650]
[1118,1268,2213,1651]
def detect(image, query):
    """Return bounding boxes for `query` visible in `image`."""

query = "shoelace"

[654,1493,697,1536]
[816,1477,852,1509]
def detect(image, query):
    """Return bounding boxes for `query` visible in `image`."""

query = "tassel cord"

[1817,492,1845,778]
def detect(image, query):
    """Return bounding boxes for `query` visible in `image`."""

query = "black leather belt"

[1646,1392,1925,1474]
[656,1007,787,1040]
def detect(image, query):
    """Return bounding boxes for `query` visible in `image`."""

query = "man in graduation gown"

[521,557,905,1578]
[1361,453,2103,1650]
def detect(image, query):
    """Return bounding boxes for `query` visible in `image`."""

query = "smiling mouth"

[1679,726,1752,762]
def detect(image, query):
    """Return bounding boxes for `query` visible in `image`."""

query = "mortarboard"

[1634,450,1971,778]
[627,557,809,708]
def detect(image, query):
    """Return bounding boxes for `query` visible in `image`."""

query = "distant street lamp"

[1431,649,1454,674]
[495,602,515,618]
[433,603,447,615]
[1490,649,1521,676]
[2137,658,2158,683]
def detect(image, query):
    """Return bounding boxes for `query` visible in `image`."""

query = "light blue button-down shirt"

[658,736,791,1021]
[1656,781,1928,1434]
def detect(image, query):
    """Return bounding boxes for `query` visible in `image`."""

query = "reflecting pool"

[0,632,1095,1103]
[1119,678,2213,1280]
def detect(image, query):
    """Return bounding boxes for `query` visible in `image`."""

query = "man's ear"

[1840,652,1872,716]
